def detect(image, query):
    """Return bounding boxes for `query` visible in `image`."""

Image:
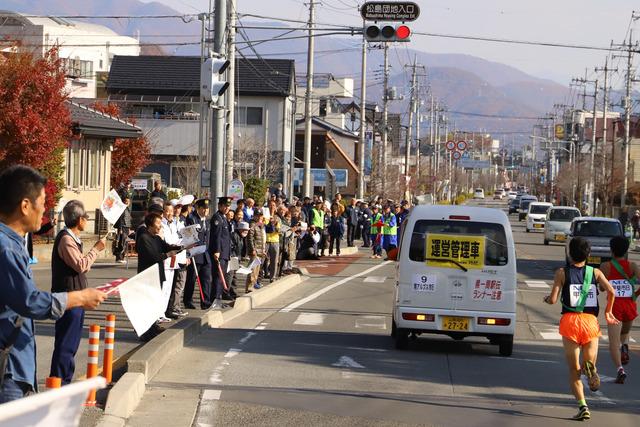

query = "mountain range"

[0,0,573,143]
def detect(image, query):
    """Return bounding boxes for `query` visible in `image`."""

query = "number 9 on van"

[413,274,436,292]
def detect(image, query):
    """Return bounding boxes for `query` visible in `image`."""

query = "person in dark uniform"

[184,199,213,309]
[209,197,232,309]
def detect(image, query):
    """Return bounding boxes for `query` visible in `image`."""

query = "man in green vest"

[312,200,326,256]
[369,205,383,259]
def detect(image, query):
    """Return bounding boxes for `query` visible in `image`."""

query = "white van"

[392,205,517,356]
[525,202,553,232]
[473,188,485,199]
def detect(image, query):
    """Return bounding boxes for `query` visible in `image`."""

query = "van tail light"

[477,317,511,326]
[402,313,435,322]
[449,215,470,220]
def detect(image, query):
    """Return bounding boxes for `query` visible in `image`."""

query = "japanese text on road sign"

[361,2,420,21]
[426,233,485,269]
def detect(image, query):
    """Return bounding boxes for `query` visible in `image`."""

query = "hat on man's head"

[400,199,409,206]
[178,194,195,206]
[218,196,232,205]
[195,198,210,208]
[237,221,250,231]
[147,202,164,214]
[170,199,179,207]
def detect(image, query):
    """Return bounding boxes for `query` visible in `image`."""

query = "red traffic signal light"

[364,23,411,42]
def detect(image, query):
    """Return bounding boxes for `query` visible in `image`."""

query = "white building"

[0,11,140,98]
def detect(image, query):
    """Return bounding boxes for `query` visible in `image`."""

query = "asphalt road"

[124,199,640,427]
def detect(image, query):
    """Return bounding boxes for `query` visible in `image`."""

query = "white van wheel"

[498,335,514,357]
[544,239,549,245]
[395,328,409,350]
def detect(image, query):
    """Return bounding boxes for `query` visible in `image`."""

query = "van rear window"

[408,220,508,266]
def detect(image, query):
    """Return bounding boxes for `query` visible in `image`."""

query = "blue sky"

[144,0,638,86]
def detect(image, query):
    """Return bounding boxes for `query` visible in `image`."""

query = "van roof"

[549,206,580,210]
[530,202,552,206]
[409,205,510,225]
[572,216,620,223]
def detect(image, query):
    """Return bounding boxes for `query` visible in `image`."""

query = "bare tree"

[234,135,283,182]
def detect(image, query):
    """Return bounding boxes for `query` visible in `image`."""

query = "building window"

[67,140,102,190]
[234,106,263,126]
[60,57,94,79]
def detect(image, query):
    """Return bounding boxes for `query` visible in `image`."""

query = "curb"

[96,273,304,427]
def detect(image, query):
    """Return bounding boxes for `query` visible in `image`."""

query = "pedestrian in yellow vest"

[369,205,383,258]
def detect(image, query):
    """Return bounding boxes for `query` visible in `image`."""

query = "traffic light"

[364,23,411,42]
[201,58,230,102]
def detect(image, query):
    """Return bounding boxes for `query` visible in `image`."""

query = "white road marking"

[254,322,268,330]
[540,331,563,340]
[341,371,353,379]
[238,332,257,345]
[489,356,559,364]
[332,356,365,369]
[524,280,550,288]
[293,312,326,326]
[303,343,388,352]
[363,276,387,283]
[281,261,392,313]
[224,348,242,358]
[355,315,387,330]
[194,389,222,427]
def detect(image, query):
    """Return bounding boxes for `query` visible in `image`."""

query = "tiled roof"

[295,117,358,140]
[106,55,295,97]
[67,101,142,139]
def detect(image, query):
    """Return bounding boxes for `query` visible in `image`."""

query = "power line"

[447,110,541,120]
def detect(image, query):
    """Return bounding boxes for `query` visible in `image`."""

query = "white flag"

[100,189,127,225]
[118,264,165,336]
[0,377,106,426]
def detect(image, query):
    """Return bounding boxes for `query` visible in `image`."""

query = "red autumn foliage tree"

[90,102,151,188]
[0,47,70,212]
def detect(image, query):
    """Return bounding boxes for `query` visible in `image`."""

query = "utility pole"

[415,90,422,184]
[589,80,599,215]
[224,0,236,188]
[197,13,207,195]
[404,59,424,199]
[381,42,389,194]
[428,93,434,196]
[595,58,616,215]
[302,0,315,197]
[211,0,227,201]
[357,18,367,200]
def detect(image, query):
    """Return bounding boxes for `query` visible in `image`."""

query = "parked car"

[518,196,538,221]
[525,202,553,232]
[393,205,516,356]
[493,190,503,200]
[473,188,485,199]
[543,207,581,245]
[565,217,625,265]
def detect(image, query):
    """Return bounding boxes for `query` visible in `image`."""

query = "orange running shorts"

[559,312,601,346]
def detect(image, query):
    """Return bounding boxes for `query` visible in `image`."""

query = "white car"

[392,205,517,356]
[507,191,517,201]
[543,206,581,245]
[493,190,503,200]
[526,202,553,232]
[473,188,485,199]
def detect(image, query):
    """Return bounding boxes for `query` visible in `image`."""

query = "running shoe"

[582,360,600,391]
[621,344,629,365]
[615,367,627,384]
[572,406,591,421]
[254,283,262,289]
[157,316,172,323]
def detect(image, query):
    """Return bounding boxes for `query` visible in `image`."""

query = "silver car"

[565,217,625,266]
[544,207,581,245]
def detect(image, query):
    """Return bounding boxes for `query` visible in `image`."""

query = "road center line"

[280,261,392,313]
[488,356,559,364]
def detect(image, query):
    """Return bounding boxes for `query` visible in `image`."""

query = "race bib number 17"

[610,279,633,298]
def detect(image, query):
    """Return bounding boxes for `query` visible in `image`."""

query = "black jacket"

[136,229,181,283]
[345,205,359,226]
[209,211,232,260]
[115,205,132,229]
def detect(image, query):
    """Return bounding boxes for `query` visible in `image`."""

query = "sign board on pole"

[555,124,565,139]
[361,2,420,21]
[200,170,211,188]
[131,179,147,191]
[452,151,462,160]
[456,140,467,151]
[446,140,456,151]
[227,179,244,210]
[293,168,348,187]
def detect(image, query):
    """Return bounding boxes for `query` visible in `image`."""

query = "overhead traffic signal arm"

[364,22,411,42]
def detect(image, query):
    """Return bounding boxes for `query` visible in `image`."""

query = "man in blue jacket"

[0,165,105,402]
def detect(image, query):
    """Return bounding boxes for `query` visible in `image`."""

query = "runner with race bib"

[599,236,640,384]
[543,237,619,421]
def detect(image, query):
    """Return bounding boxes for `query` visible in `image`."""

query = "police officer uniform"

[210,197,233,307]
[184,199,213,309]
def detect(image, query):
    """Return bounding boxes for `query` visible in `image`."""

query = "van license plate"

[555,234,566,241]
[588,256,601,264]
[534,223,543,228]
[441,316,469,331]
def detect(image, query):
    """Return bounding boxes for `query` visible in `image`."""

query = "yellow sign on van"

[426,233,485,269]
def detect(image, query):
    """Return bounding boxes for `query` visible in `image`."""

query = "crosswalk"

[523,280,551,289]
[293,312,387,330]
[537,325,637,342]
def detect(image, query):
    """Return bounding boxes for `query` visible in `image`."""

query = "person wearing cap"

[381,204,398,258]
[246,210,266,291]
[631,210,640,240]
[210,197,233,308]
[49,200,106,385]
[396,200,410,239]
[359,202,372,248]
[345,198,359,247]
[184,199,213,309]
[113,193,132,264]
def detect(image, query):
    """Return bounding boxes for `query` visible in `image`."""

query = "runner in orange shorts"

[544,237,618,421]
[599,236,640,384]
